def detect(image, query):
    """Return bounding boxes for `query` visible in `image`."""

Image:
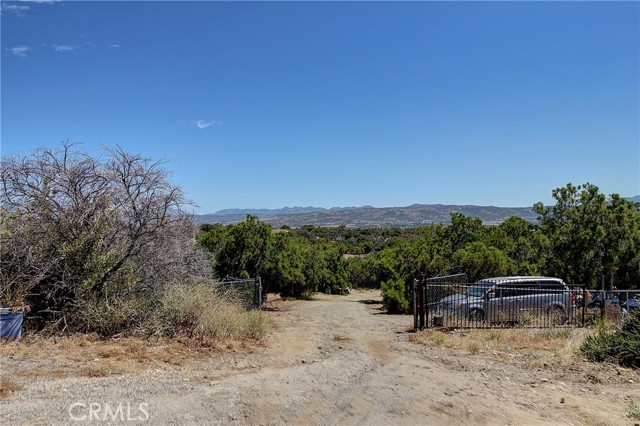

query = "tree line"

[199,183,640,312]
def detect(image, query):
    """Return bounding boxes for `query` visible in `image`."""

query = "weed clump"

[153,280,268,343]
[580,313,640,368]
[70,280,268,345]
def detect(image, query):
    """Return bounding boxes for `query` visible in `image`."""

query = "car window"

[538,280,565,290]
[498,284,531,297]
[467,284,492,298]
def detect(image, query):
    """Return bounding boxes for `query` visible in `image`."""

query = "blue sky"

[2,1,639,214]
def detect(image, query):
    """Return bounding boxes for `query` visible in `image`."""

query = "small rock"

[560,397,565,404]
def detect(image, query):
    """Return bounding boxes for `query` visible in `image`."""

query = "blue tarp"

[0,309,24,338]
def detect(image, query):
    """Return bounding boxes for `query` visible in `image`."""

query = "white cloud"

[52,44,75,53]
[7,46,31,57]
[19,0,61,4]
[2,0,60,15]
[195,120,216,129]
[110,44,120,49]
[1,3,31,16]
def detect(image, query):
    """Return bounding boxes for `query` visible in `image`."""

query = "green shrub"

[628,401,640,420]
[381,278,410,314]
[581,312,640,368]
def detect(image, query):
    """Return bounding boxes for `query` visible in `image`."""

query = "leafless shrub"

[0,143,209,331]
[74,294,150,336]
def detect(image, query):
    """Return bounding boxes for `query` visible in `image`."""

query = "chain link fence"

[215,277,263,309]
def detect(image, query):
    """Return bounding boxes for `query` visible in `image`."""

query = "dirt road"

[1,290,638,425]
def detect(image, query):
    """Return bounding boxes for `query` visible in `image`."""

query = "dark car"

[621,298,639,313]
[587,292,620,309]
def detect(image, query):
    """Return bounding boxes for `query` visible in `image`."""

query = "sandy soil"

[1,289,639,425]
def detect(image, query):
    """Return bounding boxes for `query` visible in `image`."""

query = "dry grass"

[155,280,269,344]
[409,327,591,368]
[0,330,269,385]
[17,368,68,378]
[0,334,217,379]
[0,378,23,398]
[79,367,110,378]
[333,335,352,342]
[1,282,266,383]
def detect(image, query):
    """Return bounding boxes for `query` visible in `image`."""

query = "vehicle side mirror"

[486,291,495,300]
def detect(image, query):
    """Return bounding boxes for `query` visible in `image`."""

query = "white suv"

[438,276,575,325]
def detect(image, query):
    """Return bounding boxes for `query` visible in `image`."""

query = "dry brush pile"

[0,143,266,343]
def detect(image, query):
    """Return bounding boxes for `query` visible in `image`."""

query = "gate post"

[255,277,263,309]
[581,285,585,326]
[417,274,426,330]
[413,278,418,331]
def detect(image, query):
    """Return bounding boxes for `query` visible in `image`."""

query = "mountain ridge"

[195,196,639,228]
[209,206,369,216]
[195,203,540,228]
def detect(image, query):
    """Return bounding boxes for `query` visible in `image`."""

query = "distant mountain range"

[195,204,539,228]
[195,196,640,228]
[210,206,362,216]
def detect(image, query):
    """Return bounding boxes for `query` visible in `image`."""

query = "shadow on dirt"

[356,299,382,305]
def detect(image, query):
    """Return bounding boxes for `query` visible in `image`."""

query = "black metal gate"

[413,275,587,330]
[413,274,468,330]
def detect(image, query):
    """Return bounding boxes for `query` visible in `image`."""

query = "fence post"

[411,278,418,331]
[582,285,585,326]
[418,274,425,330]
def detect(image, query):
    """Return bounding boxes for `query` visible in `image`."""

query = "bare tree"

[0,143,207,325]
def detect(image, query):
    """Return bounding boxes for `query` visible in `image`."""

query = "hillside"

[195,204,539,228]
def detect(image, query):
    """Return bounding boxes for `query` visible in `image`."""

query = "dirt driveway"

[1,290,638,425]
